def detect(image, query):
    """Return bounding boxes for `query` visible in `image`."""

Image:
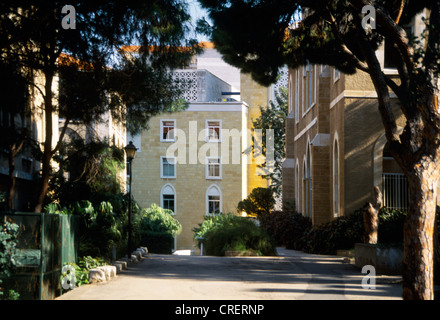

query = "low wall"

[355,243,403,275]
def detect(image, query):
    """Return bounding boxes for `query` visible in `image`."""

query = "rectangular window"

[162,194,175,213]
[160,120,175,142]
[288,74,293,115]
[206,120,221,142]
[303,63,316,115]
[295,69,299,122]
[206,157,221,179]
[334,68,340,82]
[161,156,176,178]
[208,195,220,214]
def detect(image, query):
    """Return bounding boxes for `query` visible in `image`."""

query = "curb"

[88,247,148,284]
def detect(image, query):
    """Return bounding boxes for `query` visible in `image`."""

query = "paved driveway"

[57,248,402,300]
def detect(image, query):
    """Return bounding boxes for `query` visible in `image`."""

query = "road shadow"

[120,248,402,299]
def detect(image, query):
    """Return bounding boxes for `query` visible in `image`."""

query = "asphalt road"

[56,248,402,300]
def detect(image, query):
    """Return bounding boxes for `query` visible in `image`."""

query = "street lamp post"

[124,141,137,259]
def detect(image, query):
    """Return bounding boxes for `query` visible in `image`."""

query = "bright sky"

[187,0,211,42]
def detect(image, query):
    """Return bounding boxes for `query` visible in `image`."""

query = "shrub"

[301,207,407,254]
[302,210,365,254]
[138,204,181,253]
[193,214,237,240]
[194,213,276,256]
[259,211,312,249]
[0,220,20,300]
[140,231,175,254]
[63,256,107,288]
[69,200,121,259]
[378,207,406,245]
[237,187,275,217]
[139,204,182,235]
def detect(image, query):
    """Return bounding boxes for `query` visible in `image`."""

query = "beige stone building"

[131,100,249,251]
[0,70,60,210]
[283,12,428,225]
[130,44,287,252]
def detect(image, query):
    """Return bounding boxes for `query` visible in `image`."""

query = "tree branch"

[395,0,406,24]
[354,11,401,146]
[423,1,440,93]
[327,6,403,107]
[52,117,71,155]
[374,5,415,75]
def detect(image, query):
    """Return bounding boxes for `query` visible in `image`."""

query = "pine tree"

[199,0,440,299]
[0,1,200,212]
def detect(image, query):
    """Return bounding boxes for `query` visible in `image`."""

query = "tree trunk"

[402,170,438,300]
[7,140,25,210]
[34,70,54,213]
[7,149,16,210]
[363,186,382,244]
[434,210,440,290]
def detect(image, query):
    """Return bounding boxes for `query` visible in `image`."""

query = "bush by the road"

[260,207,410,255]
[138,204,181,254]
[259,210,312,250]
[193,213,276,256]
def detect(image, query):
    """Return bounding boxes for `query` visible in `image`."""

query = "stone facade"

[283,51,423,225]
[131,102,249,251]
[130,44,288,252]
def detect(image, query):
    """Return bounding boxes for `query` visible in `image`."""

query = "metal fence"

[382,173,409,212]
[0,212,78,300]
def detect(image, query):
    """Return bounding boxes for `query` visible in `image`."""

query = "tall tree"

[198,0,440,299]
[250,87,288,196]
[0,61,31,210]
[0,1,200,212]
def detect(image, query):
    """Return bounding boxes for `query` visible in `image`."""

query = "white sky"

[187,0,211,42]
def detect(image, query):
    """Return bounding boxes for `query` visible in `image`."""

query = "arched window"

[333,138,340,217]
[161,184,176,215]
[382,142,409,211]
[206,184,222,215]
[295,160,300,212]
[302,159,307,216]
[303,63,316,114]
[288,73,293,115]
[303,142,312,218]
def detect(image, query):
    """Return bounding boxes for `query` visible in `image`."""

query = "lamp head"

[124,141,137,161]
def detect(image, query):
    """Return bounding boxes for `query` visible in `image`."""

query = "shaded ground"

[57,248,402,300]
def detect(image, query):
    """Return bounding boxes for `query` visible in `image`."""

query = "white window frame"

[333,136,340,217]
[295,159,300,212]
[160,184,176,215]
[333,68,340,83]
[160,156,176,179]
[160,119,176,142]
[206,184,222,215]
[206,156,222,179]
[302,63,316,116]
[295,69,300,123]
[288,73,294,116]
[206,120,222,142]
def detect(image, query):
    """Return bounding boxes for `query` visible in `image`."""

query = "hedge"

[194,213,277,256]
[140,231,175,254]
[260,207,415,255]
